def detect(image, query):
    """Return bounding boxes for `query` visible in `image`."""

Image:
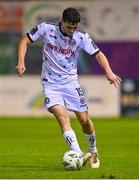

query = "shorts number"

[75,87,84,97]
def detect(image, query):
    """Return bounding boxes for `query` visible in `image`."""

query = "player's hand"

[106,71,122,88]
[15,64,26,77]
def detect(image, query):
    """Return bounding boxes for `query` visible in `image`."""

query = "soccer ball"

[63,150,83,170]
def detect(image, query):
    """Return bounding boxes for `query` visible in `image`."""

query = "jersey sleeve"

[82,33,100,56]
[27,22,46,42]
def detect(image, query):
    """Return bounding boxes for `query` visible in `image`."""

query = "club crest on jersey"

[69,39,76,46]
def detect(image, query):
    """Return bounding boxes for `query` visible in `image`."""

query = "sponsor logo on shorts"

[44,97,50,104]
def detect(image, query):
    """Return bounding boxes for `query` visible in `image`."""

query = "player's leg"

[59,81,99,166]
[75,111,100,168]
[75,111,97,153]
[49,104,83,154]
[42,82,83,154]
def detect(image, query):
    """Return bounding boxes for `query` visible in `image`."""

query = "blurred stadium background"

[0,0,139,117]
[1,1,139,179]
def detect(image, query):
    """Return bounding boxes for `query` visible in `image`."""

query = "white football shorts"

[41,80,88,112]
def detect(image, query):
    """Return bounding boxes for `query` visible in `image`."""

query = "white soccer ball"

[63,150,83,170]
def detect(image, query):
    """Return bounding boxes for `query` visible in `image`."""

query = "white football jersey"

[27,22,99,84]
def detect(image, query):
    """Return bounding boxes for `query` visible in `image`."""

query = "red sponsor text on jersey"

[47,43,75,56]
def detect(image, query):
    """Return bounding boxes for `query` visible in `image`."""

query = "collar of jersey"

[59,22,72,38]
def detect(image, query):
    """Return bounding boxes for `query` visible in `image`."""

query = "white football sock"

[63,130,83,154]
[85,132,97,153]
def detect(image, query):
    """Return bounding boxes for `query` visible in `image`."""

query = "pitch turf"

[0,116,139,179]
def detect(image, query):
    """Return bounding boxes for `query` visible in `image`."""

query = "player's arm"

[16,35,32,77]
[81,32,122,87]
[95,51,122,87]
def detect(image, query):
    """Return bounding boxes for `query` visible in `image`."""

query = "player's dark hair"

[62,7,80,24]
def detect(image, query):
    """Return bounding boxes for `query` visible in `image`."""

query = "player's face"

[61,21,78,36]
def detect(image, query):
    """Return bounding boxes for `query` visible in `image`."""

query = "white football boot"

[82,152,92,165]
[89,152,100,168]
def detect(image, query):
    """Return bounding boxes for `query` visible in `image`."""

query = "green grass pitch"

[0,116,139,179]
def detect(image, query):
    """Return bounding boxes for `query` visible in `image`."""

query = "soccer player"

[16,7,122,168]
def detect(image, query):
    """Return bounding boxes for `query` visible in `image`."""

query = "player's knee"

[56,114,68,122]
[80,117,91,127]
